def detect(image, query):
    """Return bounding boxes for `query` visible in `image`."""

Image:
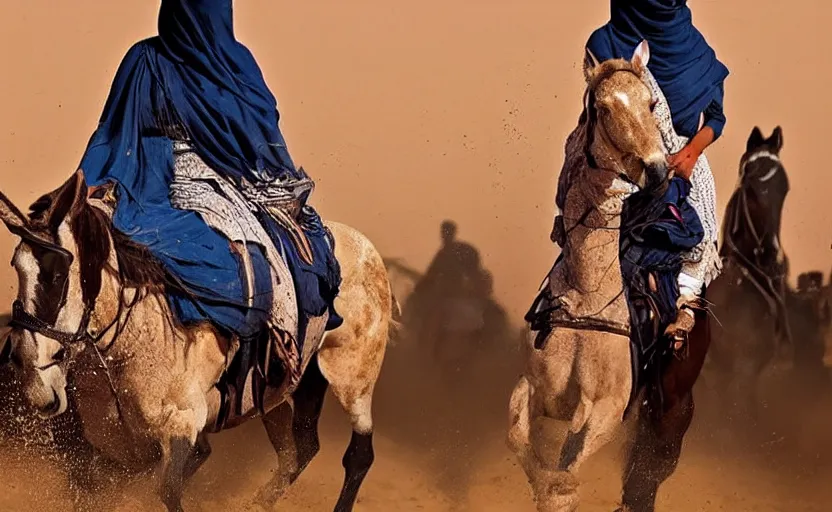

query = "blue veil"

[587,0,729,138]
[79,0,341,337]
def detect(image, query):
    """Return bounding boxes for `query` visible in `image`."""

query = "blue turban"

[587,0,730,139]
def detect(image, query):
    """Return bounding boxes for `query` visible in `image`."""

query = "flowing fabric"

[79,0,342,339]
[586,0,729,139]
[619,176,704,411]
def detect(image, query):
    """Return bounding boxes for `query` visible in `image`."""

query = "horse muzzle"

[25,372,67,418]
[644,161,670,196]
[0,331,11,366]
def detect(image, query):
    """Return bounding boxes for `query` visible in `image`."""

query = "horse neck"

[82,214,162,356]
[726,186,786,270]
[559,176,627,305]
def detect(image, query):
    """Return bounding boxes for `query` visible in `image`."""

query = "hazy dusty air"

[0,1,830,511]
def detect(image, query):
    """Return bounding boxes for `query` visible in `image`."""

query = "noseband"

[10,300,92,349]
[9,297,129,418]
[9,300,93,369]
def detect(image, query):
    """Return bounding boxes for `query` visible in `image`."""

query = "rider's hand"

[668,145,699,180]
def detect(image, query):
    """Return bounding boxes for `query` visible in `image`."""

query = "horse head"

[0,171,117,418]
[741,126,789,216]
[581,41,669,198]
[723,127,789,269]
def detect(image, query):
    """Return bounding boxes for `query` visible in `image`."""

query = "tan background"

[1,1,831,511]
[1,1,830,316]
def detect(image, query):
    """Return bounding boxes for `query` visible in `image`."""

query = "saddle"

[88,169,328,431]
[525,282,630,351]
[90,165,318,268]
[244,166,317,265]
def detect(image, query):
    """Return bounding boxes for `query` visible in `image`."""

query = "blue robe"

[619,177,704,412]
[586,0,729,139]
[79,0,342,341]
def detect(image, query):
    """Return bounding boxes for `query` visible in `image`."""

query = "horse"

[508,41,710,512]
[0,170,396,512]
[707,126,790,424]
[821,271,832,370]
[790,271,832,391]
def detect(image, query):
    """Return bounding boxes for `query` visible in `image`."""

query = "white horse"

[0,170,396,511]
[508,42,672,511]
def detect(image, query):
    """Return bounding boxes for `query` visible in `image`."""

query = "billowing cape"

[79,0,341,337]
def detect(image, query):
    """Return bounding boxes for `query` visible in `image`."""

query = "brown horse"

[0,172,396,512]
[707,127,790,423]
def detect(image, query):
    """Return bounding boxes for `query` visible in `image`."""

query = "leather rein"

[541,74,638,340]
[9,299,93,368]
[722,156,792,344]
[7,243,136,418]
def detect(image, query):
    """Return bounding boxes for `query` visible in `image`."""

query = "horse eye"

[53,347,67,363]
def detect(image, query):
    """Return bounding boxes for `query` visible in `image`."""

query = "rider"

[584,0,729,345]
[78,0,341,400]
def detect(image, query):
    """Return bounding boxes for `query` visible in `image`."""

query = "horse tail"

[388,284,403,346]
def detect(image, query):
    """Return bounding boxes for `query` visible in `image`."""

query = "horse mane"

[554,58,641,217]
[578,59,642,173]
[29,187,184,299]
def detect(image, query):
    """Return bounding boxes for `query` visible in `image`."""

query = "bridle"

[554,71,645,242]
[7,239,135,418]
[537,69,650,344]
[9,299,92,369]
[723,150,792,343]
[724,151,786,273]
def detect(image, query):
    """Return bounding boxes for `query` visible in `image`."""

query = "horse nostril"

[0,337,11,365]
[52,347,67,363]
[40,388,61,416]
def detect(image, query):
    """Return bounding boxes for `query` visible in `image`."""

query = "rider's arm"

[669,83,725,179]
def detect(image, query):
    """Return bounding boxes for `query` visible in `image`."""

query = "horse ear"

[631,40,650,73]
[746,126,765,153]
[767,126,784,154]
[0,190,28,234]
[583,48,600,82]
[46,170,88,234]
[0,189,65,254]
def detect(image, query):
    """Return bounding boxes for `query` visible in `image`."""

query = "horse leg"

[508,376,582,512]
[183,432,212,481]
[318,342,385,512]
[725,358,762,434]
[159,436,195,512]
[254,354,329,508]
[51,393,104,511]
[157,404,202,512]
[619,391,694,512]
[323,375,376,512]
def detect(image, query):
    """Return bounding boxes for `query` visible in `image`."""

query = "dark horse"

[707,126,790,424]
[616,128,787,511]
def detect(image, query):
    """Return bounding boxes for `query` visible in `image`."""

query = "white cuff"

[678,272,704,298]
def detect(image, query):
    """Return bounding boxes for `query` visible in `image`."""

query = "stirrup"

[671,328,690,360]
[666,306,695,359]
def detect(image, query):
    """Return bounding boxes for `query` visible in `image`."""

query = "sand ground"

[0,1,830,511]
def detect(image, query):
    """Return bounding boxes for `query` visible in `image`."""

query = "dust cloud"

[1,1,831,511]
